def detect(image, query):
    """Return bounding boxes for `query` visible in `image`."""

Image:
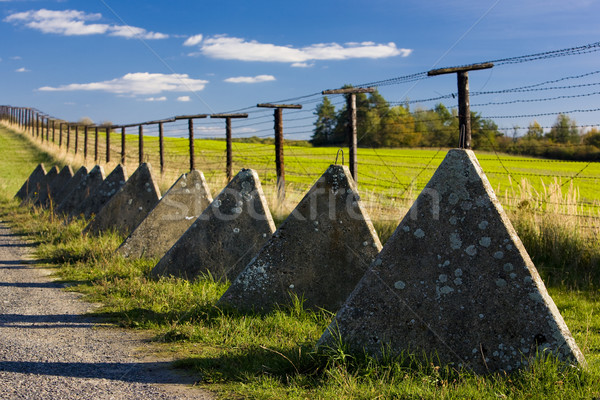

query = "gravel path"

[0,221,214,400]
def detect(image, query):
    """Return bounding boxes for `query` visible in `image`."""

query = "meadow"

[1,123,599,399]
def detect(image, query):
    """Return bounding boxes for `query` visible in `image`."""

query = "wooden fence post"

[256,103,302,202]
[106,126,111,163]
[210,113,248,181]
[84,125,89,160]
[428,62,493,149]
[175,114,207,172]
[138,125,143,165]
[74,125,79,155]
[158,122,164,174]
[94,126,99,162]
[322,87,375,182]
[121,126,126,165]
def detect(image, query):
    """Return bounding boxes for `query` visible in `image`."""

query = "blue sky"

[1,0,599,140]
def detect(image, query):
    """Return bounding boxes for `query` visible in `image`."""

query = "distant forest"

[310,87,600,161]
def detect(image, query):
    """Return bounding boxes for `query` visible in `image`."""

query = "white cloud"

[10,56,22,60]
[291,62,314,68]
[144,96,167,102]
[177,96,191,102]
[38,72,208,95]
[4,9,168,39]
[224,74,276,84]
[16,67,29,72]
[109,25,168,40]
[195,35,411,63]
[183,34,203,46]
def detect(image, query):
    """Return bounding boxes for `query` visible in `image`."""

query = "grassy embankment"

[1,124,599,399]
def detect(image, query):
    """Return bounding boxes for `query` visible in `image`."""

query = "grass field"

[1,123,600,399]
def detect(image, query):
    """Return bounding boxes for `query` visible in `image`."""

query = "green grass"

[2,123,600,399]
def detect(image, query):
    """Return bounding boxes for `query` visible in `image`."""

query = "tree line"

[311,87,600,160]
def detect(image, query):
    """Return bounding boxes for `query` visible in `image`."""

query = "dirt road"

[0,222,213,400]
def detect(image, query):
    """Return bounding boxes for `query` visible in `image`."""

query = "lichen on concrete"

[118,170,213,259]
[56,165,105,216]
[52,166,88,207]
[75,164,127,219]
[84,163,160,236]
[218,164,382,313]
[318,149,585,374]
[151,168,274,281]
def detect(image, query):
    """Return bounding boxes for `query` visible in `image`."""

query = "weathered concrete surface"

[75,164,127,219]
[56,165,105,217]
[22,166,58,205]
[53,166,88,207]
[14,164,46,200]
[318,149,585,374]
[118,170,213,259]
[84,163,161,236]
[151,168,275,282]
[219,164,382,312]
[38,165,73,208]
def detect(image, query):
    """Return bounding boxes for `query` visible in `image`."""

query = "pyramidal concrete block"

[23,166,58,205]
[219,164,382,313]
[56,165,105,216]
[75,164,127,219]
[40,165,73,208]
[84,163,161,236]
[118,170,213,259]
[318,149,585,374]
[151,168,275,281]
[53,166,88,207]
[15,164,46,200]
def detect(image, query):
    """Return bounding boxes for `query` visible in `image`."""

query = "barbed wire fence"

[1,41,599,226]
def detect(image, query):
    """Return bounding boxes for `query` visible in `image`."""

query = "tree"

[526,121,544,139]
[547,114,579,143]
[582,127,600,147]
[78,116,94,126]
[311,97,336,145]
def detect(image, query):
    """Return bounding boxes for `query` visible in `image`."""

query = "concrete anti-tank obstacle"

[22,166,58,205]
[75,164,127,219]
[52,166,89,207]
[218,164,382,313]
[118,170,213,259]
[15,164,46,200]
[56,165,105,216]
[151,168,275,282]
[38,165,73,208]
[84,163,161,236]
[318,149,585,374]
